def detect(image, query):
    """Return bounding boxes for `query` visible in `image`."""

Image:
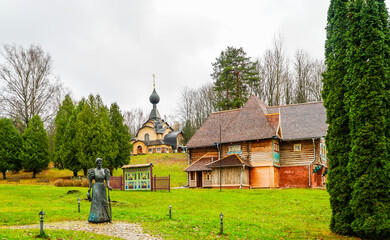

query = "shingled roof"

[277,102,327,140]
[186,95,276,148]
[186,95,327,148]
[207,154,252,168]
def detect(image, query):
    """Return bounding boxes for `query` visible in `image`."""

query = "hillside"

[114,153,188,187]
[0,153,189,187]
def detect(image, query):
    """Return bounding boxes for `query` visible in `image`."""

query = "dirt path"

[2,221,161,240]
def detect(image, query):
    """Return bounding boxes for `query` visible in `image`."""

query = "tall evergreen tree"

[62,113,81,177]
[211,46,259,110]
[323,0,354,235]
[108,103,131,174]
[75,95,114,176]
[345,0,390,238]
[53,95,75,169]
[20,115,49,178]
[0,118,22,179]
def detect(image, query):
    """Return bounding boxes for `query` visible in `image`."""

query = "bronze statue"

[87,158,112,223]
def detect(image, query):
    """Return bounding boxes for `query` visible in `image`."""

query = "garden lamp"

[220,213,224,235]
[77,197,81,213]
[39,210,45,235]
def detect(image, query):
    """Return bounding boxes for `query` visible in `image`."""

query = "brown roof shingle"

[184,158,212,172]
[207,154,252,168]
[278,102,327,140]
[186,95,327,148]
[186,95,276,148]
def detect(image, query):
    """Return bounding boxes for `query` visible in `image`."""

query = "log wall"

[250,166,278,188]
[189,147,218,163]
[212,167,249,188]
[280,139,321,166]
[249,139,274,167]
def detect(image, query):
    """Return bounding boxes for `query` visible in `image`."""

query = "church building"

[131,79,184,155]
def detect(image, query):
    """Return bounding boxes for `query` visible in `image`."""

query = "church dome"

[149,89,160,104]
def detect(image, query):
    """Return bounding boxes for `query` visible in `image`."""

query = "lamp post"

[39,210,45,235]
[169,205,172,219]
[77,197,81,213]
[220,213,224,235]
[213,126,222,191]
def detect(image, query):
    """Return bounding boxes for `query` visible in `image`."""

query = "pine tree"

[62,113,81,177]
[75,95,114,176]
[0,118,23,179]
[345,0,390,238]
[211,46,259,110]
[53,95,75,169]
[21,115,49,178]
[323,0,354,235]
[108,103,131,174]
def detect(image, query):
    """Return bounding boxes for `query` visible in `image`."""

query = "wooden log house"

[185,95,328,188]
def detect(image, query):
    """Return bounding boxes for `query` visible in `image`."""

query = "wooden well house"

[185,95,328,189]
[122,163,153,190]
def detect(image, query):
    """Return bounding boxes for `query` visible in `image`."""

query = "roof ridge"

[268,101,324,108]
[211,108,241,114]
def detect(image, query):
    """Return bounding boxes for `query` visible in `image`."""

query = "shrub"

[54,179,88,187]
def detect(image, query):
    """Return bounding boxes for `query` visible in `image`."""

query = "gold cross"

[152,73,156,89]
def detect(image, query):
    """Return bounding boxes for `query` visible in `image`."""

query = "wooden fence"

[110,175,170,191]
[110,176,123,190]
[152,175,170,192]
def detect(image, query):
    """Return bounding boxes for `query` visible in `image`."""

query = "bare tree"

[177,83,218,143]
[249,59,265,101]
[123,108,148,138]
[294,49,313,103]
[0,44,63,128]
[271,34,287,105]
[260,34,288,106]
[282,60,293,105]
[309,59,325,102]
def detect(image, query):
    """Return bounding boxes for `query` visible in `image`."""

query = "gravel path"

[3,221,161,240]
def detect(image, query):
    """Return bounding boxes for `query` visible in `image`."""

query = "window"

[148,148,152,153]
[157,148,161,152]
[294,144,301,152]
[144,134,150,142]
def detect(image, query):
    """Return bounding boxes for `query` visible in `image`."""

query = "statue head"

[95,158,103,166]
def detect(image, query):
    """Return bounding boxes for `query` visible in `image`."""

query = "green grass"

[0,185,359,240]
[113,153,188,187]
[0,153,188,187]
[0,228,123,240]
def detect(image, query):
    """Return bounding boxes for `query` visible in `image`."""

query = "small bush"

[54,179,88,187]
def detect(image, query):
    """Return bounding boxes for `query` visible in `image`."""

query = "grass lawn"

[113,153,188,187]
[0,185,359,240]
[0,153,188,187]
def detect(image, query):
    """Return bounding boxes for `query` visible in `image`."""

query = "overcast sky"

[2,0,390,120]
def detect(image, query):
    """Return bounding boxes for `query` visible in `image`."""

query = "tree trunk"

[109,168,114,176]
[2,171,6,179]
[73,171,78,177]
[83,168,88,177]
[33,170,36,178]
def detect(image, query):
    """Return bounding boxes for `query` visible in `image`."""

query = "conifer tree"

[108,103,131,174]
[62,113,81,177]
[53,95,75,169]
[345,0,390,238]
[0,118,22,179]
[75,95,114,176]
[21,115,49,178]
[211,46,259,110]
[323,0,353,235]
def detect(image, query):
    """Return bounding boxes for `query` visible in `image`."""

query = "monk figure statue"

[87,158,112,223]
